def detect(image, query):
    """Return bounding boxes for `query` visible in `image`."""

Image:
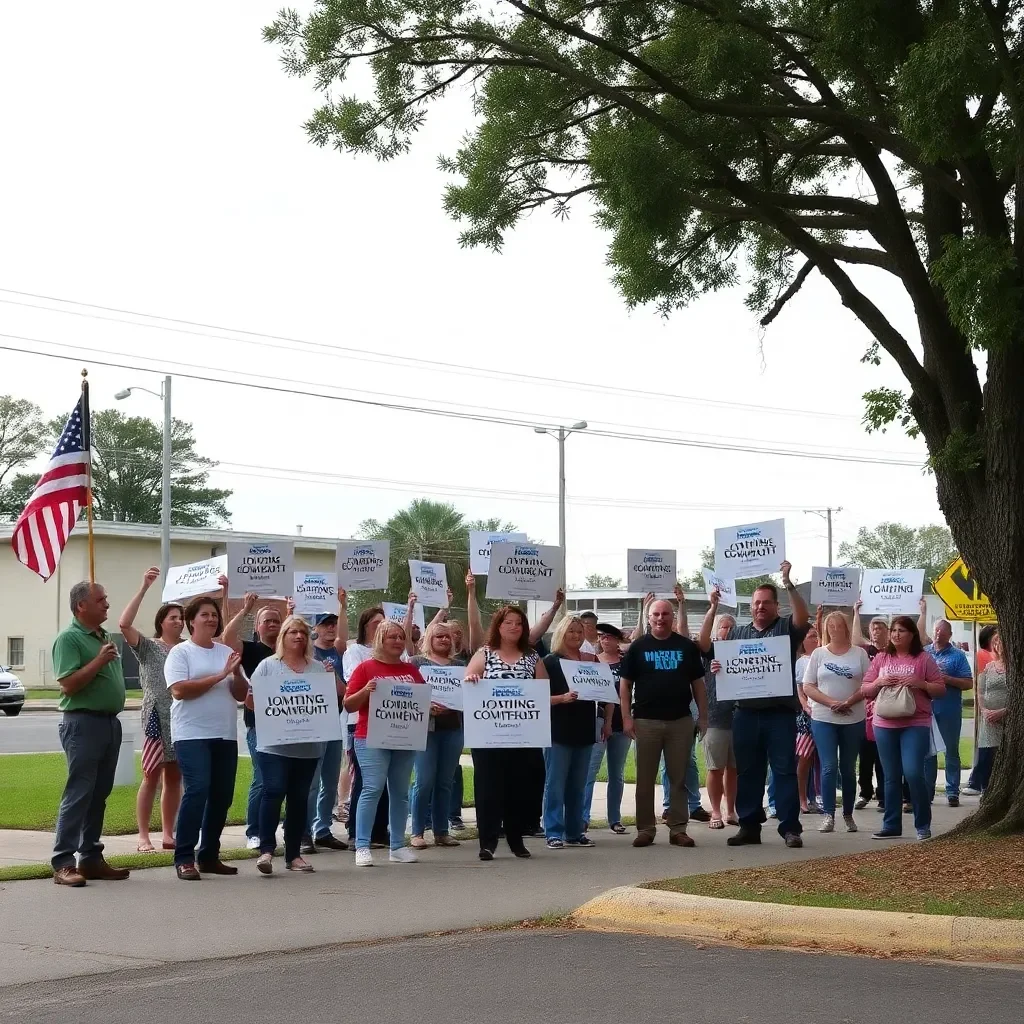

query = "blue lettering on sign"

[881,574,905,584]
[643,554,663,564]
[354,546,374,556]
[738,642,767,656]
[251,545,272,555]
[736,527,761,539]
[493,686,525,698]
[281,681,312,693]
[391,685,414,698]
[514,546,539,557]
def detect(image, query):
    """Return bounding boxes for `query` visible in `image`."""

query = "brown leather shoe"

[197,860,238,875]
[670,832,696,848]
[632,832,655,848]
[53,866,86,887]
[176,863,201,881]
[78,859,130,881]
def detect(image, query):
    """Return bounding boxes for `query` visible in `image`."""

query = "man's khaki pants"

[634,717,693,838]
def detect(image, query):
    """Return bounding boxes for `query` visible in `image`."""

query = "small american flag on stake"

[11,384,91,580]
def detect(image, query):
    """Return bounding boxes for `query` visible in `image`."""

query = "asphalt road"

[0,930,1019,1024]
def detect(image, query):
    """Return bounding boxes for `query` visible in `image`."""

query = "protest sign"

[714,635,794,701]
[419,664,464,711]
[226,541,294,598]
[485,542,562,601]
[252,671,342,751]
[366,680,430,750]
[408,559,449,607]
[469,530,528,575]
[859,568,925,615]
[810,566,861,607]
[292,571,337,616]
[714,519,786,580]
[560,660,620,704]
[382,600,426,632]
[335,540,390,592]
[463,678,551,748]
[702,569,738,609]
[161,554,227,603]
[626,549,677,594]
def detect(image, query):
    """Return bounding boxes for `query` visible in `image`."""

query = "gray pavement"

[0,802,971,988]
[1,930,1019,1024]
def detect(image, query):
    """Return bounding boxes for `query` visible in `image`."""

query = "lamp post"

[534,420,588,589]
[115,376,172,578]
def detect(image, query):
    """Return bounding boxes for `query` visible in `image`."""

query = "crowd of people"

[45,562,1003,886]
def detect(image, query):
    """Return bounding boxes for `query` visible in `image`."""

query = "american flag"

[141,705,165,777]
[11,391,91,580]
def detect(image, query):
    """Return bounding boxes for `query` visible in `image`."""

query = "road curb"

[571,885,1024,962]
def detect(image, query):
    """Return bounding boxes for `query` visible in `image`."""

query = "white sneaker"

[389,847,418,864]
[246,836,260,850]
[355,849,373,867]
[818,813,835,833]
[844,814,858,833]
[961,787,981,797]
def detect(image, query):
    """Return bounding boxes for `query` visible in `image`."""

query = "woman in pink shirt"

[861,615,945,841]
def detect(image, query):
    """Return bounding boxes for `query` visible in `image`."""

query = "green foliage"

[862,387,920,438]
[583,573,622,589]
[0,394,47,495]
[837,521,957,586]
[0,472,38,521]
[927,427,986,473]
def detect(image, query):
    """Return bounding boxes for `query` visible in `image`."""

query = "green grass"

[0,752,253,833]
[0,845,260,882]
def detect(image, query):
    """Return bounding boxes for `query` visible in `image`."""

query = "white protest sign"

[714,635,794,701]
[383,600,426,632]
[626,548,677,594]
[463,678,551,748]
[408,559,449,608]
[811,566,861,607]
[419,664,464,711]
[702,569,738,609]
[859,568,925,615]
[366,679,430,750]
[335,540,390,592]
[292,571,338,616]
[469,530,528,575]
[161,554,227,603]
[485,542,562,601]
[560,660,620,704]
[252,671,342,751]
[226,541,294,598]
[714,518,786,580]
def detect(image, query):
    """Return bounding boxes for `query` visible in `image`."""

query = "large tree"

[267,0,1024,831]
[0,396,47,512]
[838,522,957,585]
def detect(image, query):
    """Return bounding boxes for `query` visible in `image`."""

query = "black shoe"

[854,798,869,810]
[300,837,318,855]
[726,828,761,847]
[689,807,712,823]
[948,796,960,808]
[479,848,494,861]
[314,833,349,851]
[176,863,201,881]
[510,845,532,858]
[872,830,901,840]
[450,818,466,831]
[784,833,803,849]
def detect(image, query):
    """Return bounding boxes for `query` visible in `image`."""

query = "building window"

[6,637,25,669]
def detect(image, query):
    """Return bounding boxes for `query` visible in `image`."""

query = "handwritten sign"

[252,671,342,750]
[382,601,426,632]
[335,540,390,592]
[463,678,551,748]
[626,548,676,594]
[161,554,227,603]
[560,660,619,704]
[292,572,338,616]
[811,566,861,607]
[702,569,738,609]
[366,680,430,750]
[859,568,925,615]
[485,542,562,601]
[714,635,793,701]
[419,664,464,711]
[714,519,786,580]
[469,531,528,575]
[226,541,294,598]
[408,559,449,608]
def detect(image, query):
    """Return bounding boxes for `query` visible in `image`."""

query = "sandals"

[708,818,725,830]
[726,815,740,827]
[410,835,429,849]
[286,858,315,872]
[136,841,156,853]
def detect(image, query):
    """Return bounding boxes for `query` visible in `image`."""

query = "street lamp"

[534,420,588,589]
[115,376,172,579]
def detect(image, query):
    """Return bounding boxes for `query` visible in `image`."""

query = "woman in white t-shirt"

[164,596,247,882]
[801,611,870,835]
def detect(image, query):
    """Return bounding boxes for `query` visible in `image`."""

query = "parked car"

[0,666,26,716]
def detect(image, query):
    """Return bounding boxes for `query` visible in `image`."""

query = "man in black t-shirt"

[619,600,707,847]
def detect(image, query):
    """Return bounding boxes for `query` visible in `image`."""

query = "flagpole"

[81,368,95,585]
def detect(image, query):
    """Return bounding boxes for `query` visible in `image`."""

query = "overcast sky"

[1,2,951,588]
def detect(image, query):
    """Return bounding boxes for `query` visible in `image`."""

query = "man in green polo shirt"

[51,580,130,887]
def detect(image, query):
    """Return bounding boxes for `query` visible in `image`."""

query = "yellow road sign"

[932,558,997,622]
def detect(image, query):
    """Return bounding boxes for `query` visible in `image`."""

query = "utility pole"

[161,375,172,580]
[804,507,842,565]
[535,421,587,592]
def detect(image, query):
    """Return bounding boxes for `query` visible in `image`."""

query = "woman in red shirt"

[343,621,426,867]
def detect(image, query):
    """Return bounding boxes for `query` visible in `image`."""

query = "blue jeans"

[767,768,776,812]
[307,739,344,839]
[974,746,996,791]
[733,708,800,837]
[173,738,238,866]
[583,732,632,826]
[353,739,415,851]
[411,727,464,837]
[245,726,263,840]
[926,705,963,799]
[660,743,702,813]
[875,725,932,834]
[543,743,593,841]
[809,719,865,816]
[258,751,318,861]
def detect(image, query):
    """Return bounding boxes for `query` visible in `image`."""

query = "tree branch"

[760,259,814,325]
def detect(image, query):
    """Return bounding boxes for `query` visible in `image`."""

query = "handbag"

[873,684,916,719]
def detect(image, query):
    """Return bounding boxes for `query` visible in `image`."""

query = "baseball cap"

[314,613,339,627]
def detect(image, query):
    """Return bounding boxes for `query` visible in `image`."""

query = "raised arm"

[781,561,808,627]
[849,599,870,648]
[917,597,931,645]
[673,583,690,638]
[403,591,418,655]
[529,588,564,645]
[222,591,258,652]
[466,572,484,653]
[119,566,160,648]
[696,588,719,654]
[333,588,350,654]
[630,593,654,642]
